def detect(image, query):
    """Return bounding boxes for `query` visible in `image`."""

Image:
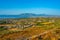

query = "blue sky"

[0,0,60,15]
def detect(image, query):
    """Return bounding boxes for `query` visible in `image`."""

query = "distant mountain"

[0,13,59,18]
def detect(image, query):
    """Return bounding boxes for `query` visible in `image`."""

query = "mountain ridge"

[0,13,59,18]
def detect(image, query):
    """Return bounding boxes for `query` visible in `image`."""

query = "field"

[0,17,60,40]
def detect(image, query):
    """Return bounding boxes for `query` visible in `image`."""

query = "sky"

[0,0,60,15]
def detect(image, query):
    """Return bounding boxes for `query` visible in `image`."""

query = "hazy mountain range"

[0,13,59,18]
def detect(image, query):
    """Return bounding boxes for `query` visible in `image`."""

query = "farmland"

[0,17,60,40]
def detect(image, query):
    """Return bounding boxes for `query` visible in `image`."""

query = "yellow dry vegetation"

[42,22,53,25]
[0,26,59,40]
[8,28,22,31]
[0,24,15,26]
[0,27,45,40]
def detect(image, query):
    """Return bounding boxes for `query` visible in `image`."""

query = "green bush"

[0,26,7,31]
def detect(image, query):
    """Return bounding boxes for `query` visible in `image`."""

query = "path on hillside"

[27,27,57,40]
